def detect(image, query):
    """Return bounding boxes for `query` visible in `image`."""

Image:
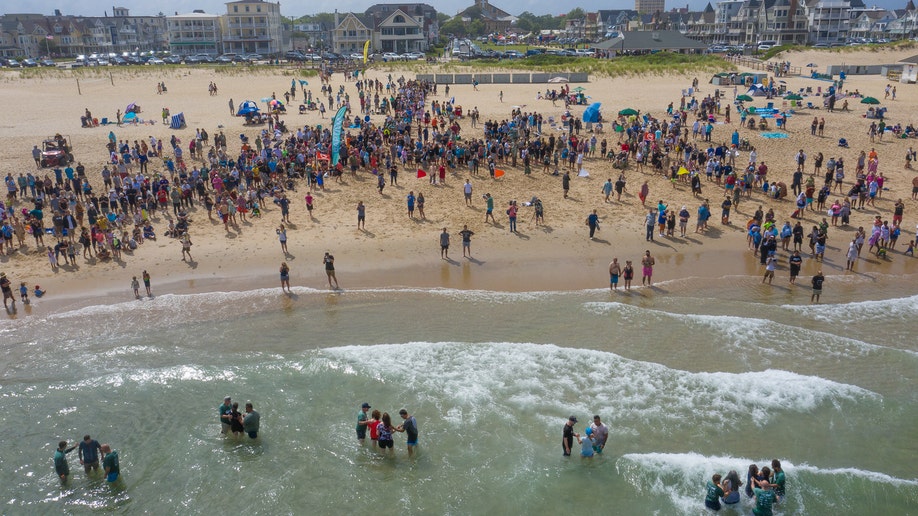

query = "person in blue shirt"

[587,210,600,239]
[78,435,102,474]
[579,426,595,457]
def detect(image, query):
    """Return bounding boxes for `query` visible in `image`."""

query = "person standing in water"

[641,250,656,286]
[54,440,77,482]
[323,252,339,289]
[101,444,120,483]
[142,270,152,297]
[395,408,418,457]
[78,435,102,475]
[219,396,233,434]
[279,262,291,293]
[356,402,371,442]
[562,415,578,457]
[608,258,622,291]
[704,473,725,511]
[811,270,825,303]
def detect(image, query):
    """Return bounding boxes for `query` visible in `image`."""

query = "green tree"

[566,8,585,19]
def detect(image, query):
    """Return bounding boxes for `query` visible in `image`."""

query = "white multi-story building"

[167,11,223,55]
[222,0,283,55]
[805,0,855,44]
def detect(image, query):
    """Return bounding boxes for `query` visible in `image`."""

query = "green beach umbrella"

[736,94,753,102]
[784,93,803,101]
[618,108,639,116]
[860,96,880,105]
[572,86,587,92]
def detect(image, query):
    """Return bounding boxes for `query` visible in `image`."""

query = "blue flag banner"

[331,106,347,166]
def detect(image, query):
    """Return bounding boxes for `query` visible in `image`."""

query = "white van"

[757,40,778,51]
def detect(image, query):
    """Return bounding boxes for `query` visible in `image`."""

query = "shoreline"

[12,227,918,318]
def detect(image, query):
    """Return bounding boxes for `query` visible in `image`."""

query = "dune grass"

[436,52,731,77]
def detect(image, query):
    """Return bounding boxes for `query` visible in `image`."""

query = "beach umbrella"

[736,94,753,102]
[618,108,638,116]
[548,76,569,83]
[572,86,587,92]
[298,80,309,86]
[261,97,272,103]
[583,102,602,123]
[784,93,803,101]
[860,97,880,105]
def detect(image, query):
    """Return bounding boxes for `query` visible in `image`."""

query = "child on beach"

[131,276,141,299]
[19,282,29,304]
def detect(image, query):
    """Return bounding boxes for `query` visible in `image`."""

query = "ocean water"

[1,276,917,514]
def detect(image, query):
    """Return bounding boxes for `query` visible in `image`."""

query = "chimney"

[335,9,339,27]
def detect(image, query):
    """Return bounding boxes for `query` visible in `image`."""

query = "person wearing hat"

[562,415,579,457]
[1,272,14,310]
[356,402,371,442]
[218,396,233,435]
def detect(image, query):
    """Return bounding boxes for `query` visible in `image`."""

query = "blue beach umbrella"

[583,102,602,123]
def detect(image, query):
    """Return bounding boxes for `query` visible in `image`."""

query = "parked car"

[381,52,400,61]
[525,48,545,57]
[216,55,234,64]
[21,58,39,67]
[503,50,523,59]
[6,59,21,68]
[163,55,183,64]
[196,54,215,63]
[147,57,165,65]
[40,59,56,67]
[285,51,306,61]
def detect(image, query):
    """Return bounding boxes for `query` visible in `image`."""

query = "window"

[394,15,405,23]
[245,6,249,12]
[234,6,238,12]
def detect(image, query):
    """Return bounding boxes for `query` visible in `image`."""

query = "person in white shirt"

[589,415,610,454]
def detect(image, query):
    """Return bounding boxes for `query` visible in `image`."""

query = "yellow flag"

[678,166,689,175]
[363,40,370,64]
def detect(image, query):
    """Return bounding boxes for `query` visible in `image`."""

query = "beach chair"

[100,117,108,125]
[766,102,774,110]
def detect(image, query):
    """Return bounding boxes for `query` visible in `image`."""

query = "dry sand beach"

[1,47,917,313]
